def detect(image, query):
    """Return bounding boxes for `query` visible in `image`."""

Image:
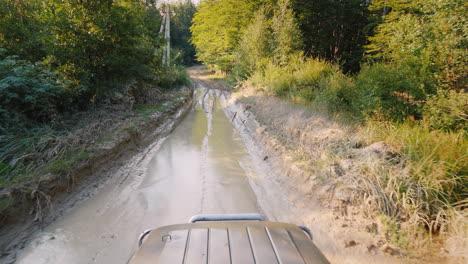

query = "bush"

[251,57,340,102]
[353,64,432,120]
[155,65,190,89]
[424,89,467,132]
[0,57,76,133]
[313,71,354,112]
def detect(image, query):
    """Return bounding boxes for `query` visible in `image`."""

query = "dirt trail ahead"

[15,72,261,263]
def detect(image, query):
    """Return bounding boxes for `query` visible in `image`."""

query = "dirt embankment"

[0,87,193,260]
[190,70,459,263]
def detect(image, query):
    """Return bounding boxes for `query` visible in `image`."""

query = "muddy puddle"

[16,87,261,264]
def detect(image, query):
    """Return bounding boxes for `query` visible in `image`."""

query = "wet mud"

[15,84,261,263]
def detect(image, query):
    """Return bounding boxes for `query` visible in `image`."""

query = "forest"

[191,0,467,255]
[0,0,466,259]
[0,0,195,198]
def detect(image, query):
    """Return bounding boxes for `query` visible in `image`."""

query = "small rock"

[263,156,268,161]
[382,245,401,256]
[367,244,379,255]
[334,186,354,202]
[360,141,400,162]
[345,240,358,248]
[342,224,348,228]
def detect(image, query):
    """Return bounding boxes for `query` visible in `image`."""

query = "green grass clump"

[365,121,467,202]
[47,150,90,173]
[362,120,467,245]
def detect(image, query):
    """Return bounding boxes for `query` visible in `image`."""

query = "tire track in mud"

[198,86,212,214]
[12,78,262,264]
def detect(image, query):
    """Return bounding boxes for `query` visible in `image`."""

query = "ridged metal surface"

[129,221,329,264]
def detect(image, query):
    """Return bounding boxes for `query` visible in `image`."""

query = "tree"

[368,0,467,91]
[271,0,302,65]
[171,0,197,65]
[41,0,163,98]
[0,0,46,61]
[291,0,370,73]
[235,7,273,77]
[190,0,262,72]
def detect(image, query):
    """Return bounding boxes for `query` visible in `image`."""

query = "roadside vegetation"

[0,0,196,219]
[191,0,467,257]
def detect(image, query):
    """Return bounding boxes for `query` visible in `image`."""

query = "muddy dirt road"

[16,76,262,263]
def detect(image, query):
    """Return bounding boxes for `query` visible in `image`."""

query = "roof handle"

[299,225,313,240]
[138,229,153,248]
[189,213,265,223]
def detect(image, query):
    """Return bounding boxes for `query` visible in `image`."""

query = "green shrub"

[354,64,433,120]
[255,62,294,97]
[313,71,354,112]
[251,58,340,103]
[424,89,467,132]
[292,59,340,102]
[156,65,190,89]
[0,57,76,133]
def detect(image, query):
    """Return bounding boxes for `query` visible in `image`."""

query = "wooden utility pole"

[161,5,170,68]
[159,11,166,34]
[165,5,170,68]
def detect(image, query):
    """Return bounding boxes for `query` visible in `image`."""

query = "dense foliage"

[191,0,467,251]
[0,56,76,133]
[192,0,466,127]
[0,0,193,182]
[291,0,370,73]
[191,0,267,71]
[0,0,195,133]
[171,0,197,65]
[1,0,165,97]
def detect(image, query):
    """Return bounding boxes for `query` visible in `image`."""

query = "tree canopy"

[0,0,193,133]
[191,0,263,72]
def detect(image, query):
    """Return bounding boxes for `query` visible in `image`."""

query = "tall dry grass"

[242,56,467,256]
[358,119,467,252]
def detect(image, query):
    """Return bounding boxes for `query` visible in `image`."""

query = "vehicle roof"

[129,220,329,264]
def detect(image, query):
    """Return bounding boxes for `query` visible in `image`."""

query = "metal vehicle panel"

[129,219,329,264]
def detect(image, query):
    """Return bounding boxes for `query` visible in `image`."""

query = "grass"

[360,120,467,250]
[47,150,91,173]
[364,120,467,207]
[134,104,167,121]
[0,92,185,189]
[236,57,467,255]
